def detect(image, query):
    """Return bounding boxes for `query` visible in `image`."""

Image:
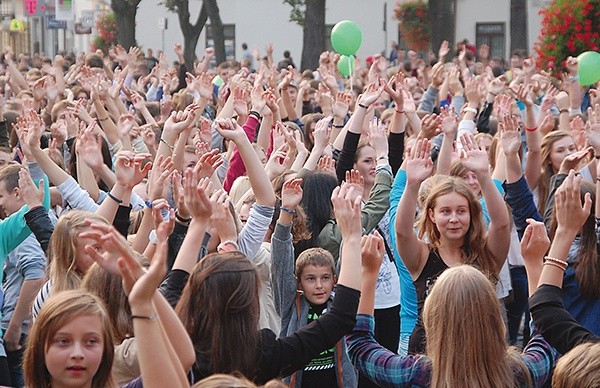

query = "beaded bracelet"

[544,256,568,270]
[280,207,297,214]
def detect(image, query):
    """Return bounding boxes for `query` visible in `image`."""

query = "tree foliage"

[535,0,600,74]
[283,0,306,26]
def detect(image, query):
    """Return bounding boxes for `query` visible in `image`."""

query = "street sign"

[47,15,67,29]
[158,17,167,30]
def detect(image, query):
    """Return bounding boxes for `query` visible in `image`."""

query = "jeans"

[506,266,530,347]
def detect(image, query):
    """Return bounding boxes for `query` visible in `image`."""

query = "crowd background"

[0,37,597,387]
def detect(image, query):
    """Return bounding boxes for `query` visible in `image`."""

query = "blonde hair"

[539,131,574,215]
[423,265,530,387]
[192,374,287,388]
[47,210,109,294]
[24,290,115,388]
[417,176,497,279]
[553,342,600,388]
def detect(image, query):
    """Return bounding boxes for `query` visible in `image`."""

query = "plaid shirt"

[346,314,557,387]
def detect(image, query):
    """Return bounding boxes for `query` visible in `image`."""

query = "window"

[205,24,235,61]
[476,23,505,59]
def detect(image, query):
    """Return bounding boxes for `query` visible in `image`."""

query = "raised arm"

[460,133,510,274]
[216,117,275,206]
[395,139,433,277]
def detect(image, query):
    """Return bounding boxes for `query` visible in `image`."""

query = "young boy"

[271,185,357,388]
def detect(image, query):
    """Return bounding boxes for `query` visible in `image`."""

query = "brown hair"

[553,342,600,388]
[23,290,115,388]
[47,210,109,294]
[0,163,21,191]
[295,247,335,278]
[539,131,574,215]
[81,263,132,343]
[176,252,260,379]
[417,176,497,279]
[424,265,530,387]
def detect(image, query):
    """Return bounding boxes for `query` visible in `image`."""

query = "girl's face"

[459,170,481,197]
[45,314,104,388]
[75,228,101,275]
[549,136,577,172]
[428,192,471,242]
[354,146,377,186]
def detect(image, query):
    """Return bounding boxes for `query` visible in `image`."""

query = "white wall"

[455,0,546,59]
[136,0,399,64]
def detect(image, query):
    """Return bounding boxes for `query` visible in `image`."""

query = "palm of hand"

[501,132,521,154]
[461,149,489,173]
[586,125,600,150]
[282,188,303,208]
[406,158,432,182]
[403,94,416,113]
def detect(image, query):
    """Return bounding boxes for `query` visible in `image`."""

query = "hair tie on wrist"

[358,103,369,109]
[107,192,123,204]
[280,207,297,214]
[525,127,537,132]
[131,314,158,321]
[175,212,191,223]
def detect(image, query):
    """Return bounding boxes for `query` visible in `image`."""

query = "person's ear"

[333,274,338,285]
[428,208,436,224]
[296,277,303,292]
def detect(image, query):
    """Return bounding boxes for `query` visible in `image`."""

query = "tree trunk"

[510,0,528,52]
[205,0,226,64]
[429,0,455,58]
[111,0,140,49]
[176,0,208,66]
[301,0,325,70]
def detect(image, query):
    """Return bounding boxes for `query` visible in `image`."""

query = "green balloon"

[577,51,600,86]
[212,75,224,87]
[337,55,355,77]
[331,20,362,56]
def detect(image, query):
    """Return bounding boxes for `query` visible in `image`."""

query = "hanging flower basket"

[91,12,117,54]
[394,0,430,52]
[535,0,600,74]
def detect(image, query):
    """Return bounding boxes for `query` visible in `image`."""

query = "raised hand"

[369,118,389,158]
[214,117,247,143]
[406,138,433,184]
[77,127,105,170]
[150,199,175,242]
[344,169,365,202]
[193,148,223,180]
[586,103,600,153]
[520,218,550,265]
[459,133,490,175]
[281,177,303,210]
[439,106,458,136]
[183,170,213,221]
[558,147,593,175]
[17,168,44,209]
[317,155,336,176]
[499,114,522,155]
[312,116,333,150]
[147,155,174,201]
[114,151,152,189]
[357,79,385,107]
[554,170,592,233]
[331,181,362,239]
[361,232,385,275]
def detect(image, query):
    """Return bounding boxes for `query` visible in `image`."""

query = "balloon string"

[349,60,353,92]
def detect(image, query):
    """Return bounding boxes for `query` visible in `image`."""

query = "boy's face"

[297,264,336,305]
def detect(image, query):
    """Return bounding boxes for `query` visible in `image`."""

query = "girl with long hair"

[31,210,109,319]
[394,136,511,354]
[23,238,195,388]
[166,172,364,384]
[347,257,556,387]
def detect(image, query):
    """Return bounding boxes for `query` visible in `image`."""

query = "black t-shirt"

[301,302,338,388]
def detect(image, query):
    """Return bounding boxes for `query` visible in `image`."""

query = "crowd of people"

[0,36,598,387]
